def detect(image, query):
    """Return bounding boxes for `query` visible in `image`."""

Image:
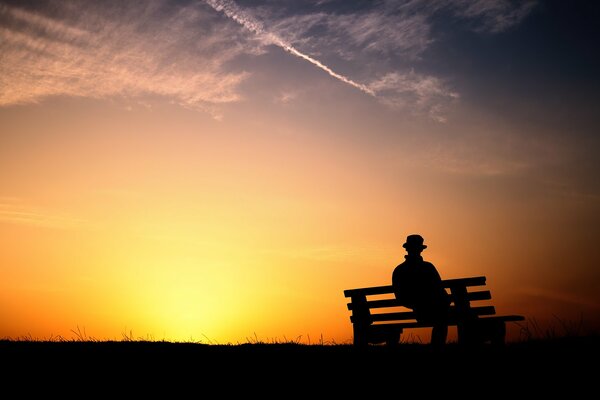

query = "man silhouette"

[392,234,451,348]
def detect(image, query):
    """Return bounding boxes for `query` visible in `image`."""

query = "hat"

[403,234,427,250]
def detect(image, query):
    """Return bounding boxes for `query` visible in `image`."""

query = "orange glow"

[1,102,597,344]
[1,1,599,345]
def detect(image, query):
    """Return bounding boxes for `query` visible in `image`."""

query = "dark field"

[2,336,597,394]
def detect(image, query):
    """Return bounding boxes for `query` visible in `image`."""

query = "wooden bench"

[344,276,525,346]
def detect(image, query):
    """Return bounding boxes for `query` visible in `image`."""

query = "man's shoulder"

[393,261,408,271]
[392,263,406,278]
[422,260,442,277]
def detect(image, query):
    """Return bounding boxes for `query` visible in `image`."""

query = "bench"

[344,276,525,346]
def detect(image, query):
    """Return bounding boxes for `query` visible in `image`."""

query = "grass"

[2,318,597,394]
[2,314,595,345]
[1,329,598,394]
[514,314,589,341]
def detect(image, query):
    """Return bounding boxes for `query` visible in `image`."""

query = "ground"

[2,336,596,394]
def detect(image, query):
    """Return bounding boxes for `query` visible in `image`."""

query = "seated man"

[392,234,451,348]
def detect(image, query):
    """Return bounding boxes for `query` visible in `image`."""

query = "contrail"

[205,0,375,96]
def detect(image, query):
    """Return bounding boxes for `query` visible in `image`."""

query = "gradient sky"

[1,0,599,344]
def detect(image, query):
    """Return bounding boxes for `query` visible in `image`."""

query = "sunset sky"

[1,0,599,344]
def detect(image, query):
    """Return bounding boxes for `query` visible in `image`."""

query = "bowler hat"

[403,234,427,250]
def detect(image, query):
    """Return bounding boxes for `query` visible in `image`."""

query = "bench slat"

[344,285,394,297]
[344,275,525,346]
[463,290,491,301]
[347,298,400,310]
[350,305,497,323]
[346,290,492,310]
[344,276,488,298]
[366,314,523,330]
[443,276,486,287]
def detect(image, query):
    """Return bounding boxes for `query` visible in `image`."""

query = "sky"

[1,0,599,344]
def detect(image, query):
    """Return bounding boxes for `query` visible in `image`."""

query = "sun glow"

[1,1,599,344]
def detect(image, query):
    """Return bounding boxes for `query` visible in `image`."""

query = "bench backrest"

[344,276,495,324]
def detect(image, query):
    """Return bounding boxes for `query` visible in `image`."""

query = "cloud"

[267,10,431,61]
[422,142,531,176]
[229,0,534,121]
[253,1,537,57]
[206,0,375,96]
[405,123,573,178]
[0,1,251,118]
[0,0,537,121]
[0,198,87,230]
[444,0,538,33]
[520,286,600,310]
[368,71,459,122]
[274,90,299,104]
[206,0,454,119]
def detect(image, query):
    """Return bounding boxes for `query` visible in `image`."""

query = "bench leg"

[489,321,506,347]
[386,331,401,347]
[353,324,369,347]
[353,324,403,347]
[457,322,472,346]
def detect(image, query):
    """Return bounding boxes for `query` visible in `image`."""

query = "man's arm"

[392,266,412,307]
[426,262,443,282]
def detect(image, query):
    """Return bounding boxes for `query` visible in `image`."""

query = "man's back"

[392,255,446,310]
[391,234,451,347]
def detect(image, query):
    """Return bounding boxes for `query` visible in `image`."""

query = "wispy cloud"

[520,286,600,310]
[259,243,388,263]
[407,125,570,177]
[0,198,87,230]
[224,0,535,121]
[205,0,455,120]
[274,90,299,105]
[267,10,431,61]
[0,0,537,121]
[252,1,537,58]
[443,0,538,33]
[205,0,375,96]
[368,71,459,122]
[0,1,250,118]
